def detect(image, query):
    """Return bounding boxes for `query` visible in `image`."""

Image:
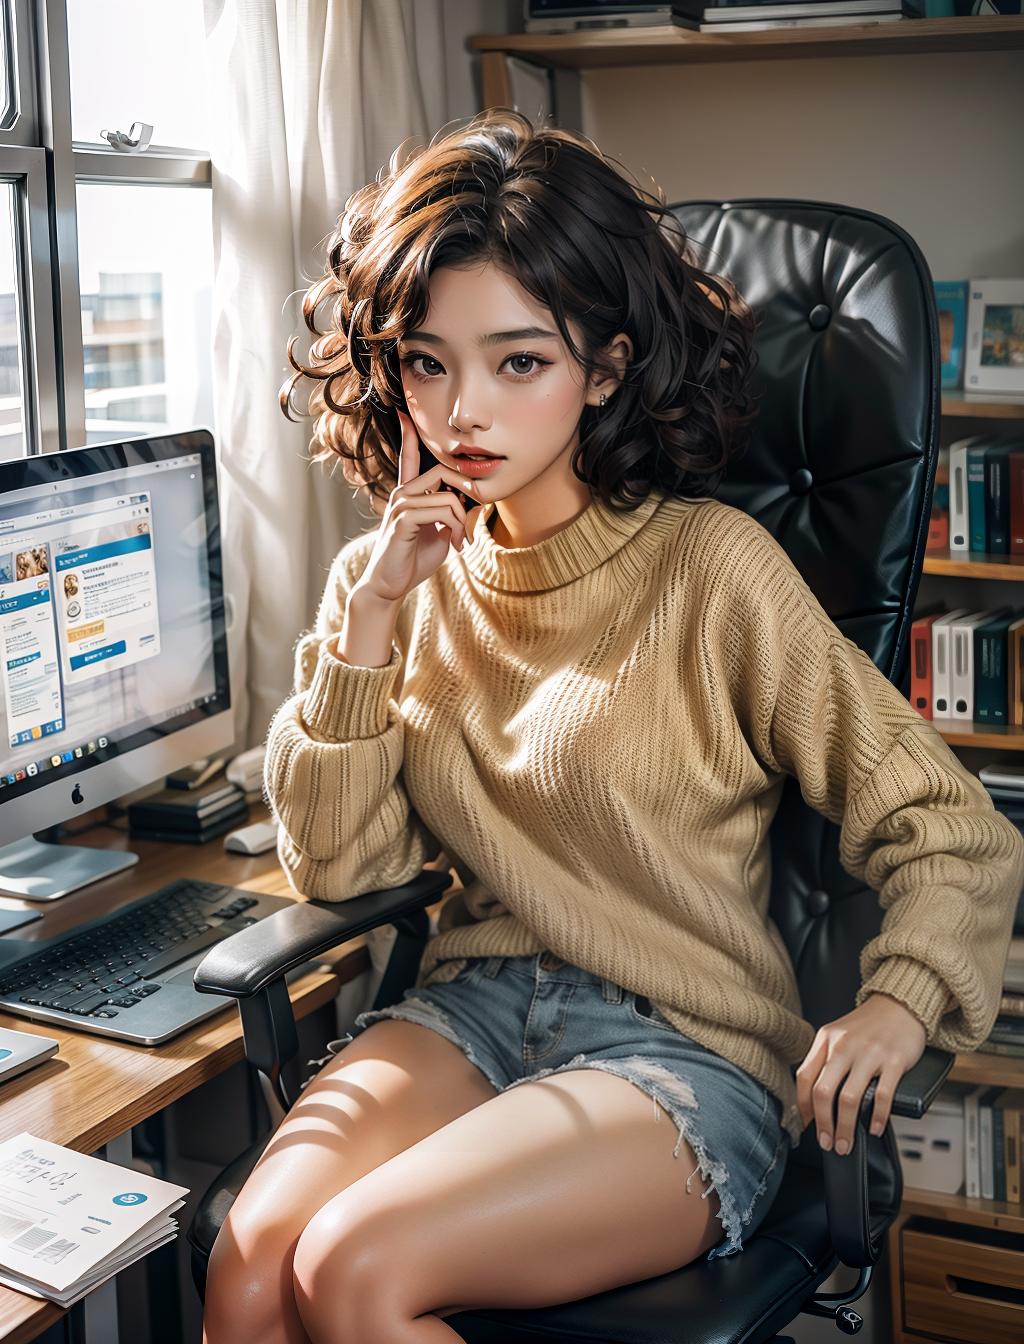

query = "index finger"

[396,409,420,488]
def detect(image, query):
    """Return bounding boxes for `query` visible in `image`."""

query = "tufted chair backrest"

[670,199,941,1167]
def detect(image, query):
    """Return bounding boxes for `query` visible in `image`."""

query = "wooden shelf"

[923,553,1024,580]
[468,17,1024,69]
[929,718,1024,750]
[948,1050,1024,1090]
[942,393,1024,420]
[899,1185,1024,1236]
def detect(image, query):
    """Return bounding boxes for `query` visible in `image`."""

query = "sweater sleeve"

[709,509,1024,1052]
[262,538,444,903]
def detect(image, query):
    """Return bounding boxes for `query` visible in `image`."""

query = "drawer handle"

[948,1275,1024,1310]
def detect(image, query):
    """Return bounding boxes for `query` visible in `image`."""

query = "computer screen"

[0,428,233,883]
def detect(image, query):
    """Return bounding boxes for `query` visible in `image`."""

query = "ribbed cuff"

[299,636,402,742]
[854,955,954,1039]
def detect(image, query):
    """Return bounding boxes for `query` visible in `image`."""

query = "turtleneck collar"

[460,488,671,593]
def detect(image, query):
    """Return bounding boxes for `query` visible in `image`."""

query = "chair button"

[807,889,830,916]
[808,303,831,330]
[790,467,814,495]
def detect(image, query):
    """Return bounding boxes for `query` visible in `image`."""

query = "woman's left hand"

[795,992,927,1155]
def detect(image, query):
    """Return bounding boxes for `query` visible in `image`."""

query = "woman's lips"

[453,455,504,478]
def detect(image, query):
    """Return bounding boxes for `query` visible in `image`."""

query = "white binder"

[950,607,1010,720]
[948,436,986,552]
[930,608,971,717]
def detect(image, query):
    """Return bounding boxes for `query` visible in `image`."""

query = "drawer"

[902,1223,1024,1344]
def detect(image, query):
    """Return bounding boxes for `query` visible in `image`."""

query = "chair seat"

[188,1144,838,1344]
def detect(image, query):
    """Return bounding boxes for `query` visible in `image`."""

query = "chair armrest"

[823,1045,954,1268]
[191,869,452,1111]
[192,869,453,996]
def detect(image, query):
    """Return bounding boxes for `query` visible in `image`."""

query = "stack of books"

[127,775,249,844]
[977,934,1024,1061]
[0,1132,188,1307]
[671,0,921,32]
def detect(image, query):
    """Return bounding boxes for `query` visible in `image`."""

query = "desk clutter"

[127,776,248,844]
[126,747,266,845]
[0,1131,188,1307]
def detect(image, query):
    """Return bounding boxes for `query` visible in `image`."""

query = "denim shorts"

[311,950,789,1262]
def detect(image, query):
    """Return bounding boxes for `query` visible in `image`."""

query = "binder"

[985,444,1020,555]
[948,435,984,552]
[910,611,946,718]
[1011,450,1024,555]
[930,609,971,717]
[967,442,994,552]
[950,609,1008,719]
[974,609,1020,724]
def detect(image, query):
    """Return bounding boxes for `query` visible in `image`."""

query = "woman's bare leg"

[290,1067,726,1344]
[201,1017,499,1344]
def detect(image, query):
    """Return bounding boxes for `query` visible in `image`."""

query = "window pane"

[0,183,27,461]
[68,0,209,150]
[0,1,9,127]
[76,184,213,446]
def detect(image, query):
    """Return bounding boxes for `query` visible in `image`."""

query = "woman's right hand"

[355,409,486,606]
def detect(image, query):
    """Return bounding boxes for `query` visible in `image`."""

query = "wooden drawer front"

[902,1227,1024,1344]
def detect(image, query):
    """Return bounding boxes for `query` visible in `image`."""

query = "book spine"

[1011,452,1024,553]
[968,447,988,552]
[994,1098,1006,1202]
[988,449,1012,554]
[910,617,934,719]
[964,1087,981,1197]
[1007,1102,1021,1204]
[980,1088,996,1201]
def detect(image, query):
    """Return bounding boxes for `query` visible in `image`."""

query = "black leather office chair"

[187,199,955,1343]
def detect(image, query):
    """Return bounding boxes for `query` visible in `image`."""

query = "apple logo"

[71,784,83,805]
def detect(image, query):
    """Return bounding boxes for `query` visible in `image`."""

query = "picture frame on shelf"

[965,277,1024,397]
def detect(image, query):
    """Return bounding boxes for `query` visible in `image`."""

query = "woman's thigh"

[291,1065,725,1341]
[208,1015,499,1269]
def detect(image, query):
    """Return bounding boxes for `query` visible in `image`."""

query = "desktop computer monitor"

[0,428,233,900]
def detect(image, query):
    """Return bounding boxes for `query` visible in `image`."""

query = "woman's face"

[395,260,628,506]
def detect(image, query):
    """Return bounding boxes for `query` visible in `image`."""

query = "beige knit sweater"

[264,488,1024,1147]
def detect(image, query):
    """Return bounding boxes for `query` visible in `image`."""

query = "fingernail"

[835,1138,849,1156]
[870,1122,883,1137]
[819,1132,832,1151]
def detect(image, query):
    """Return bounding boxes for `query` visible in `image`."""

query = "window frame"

[0,0,211,458]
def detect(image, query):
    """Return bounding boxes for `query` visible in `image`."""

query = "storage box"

[891,1086,966,1194]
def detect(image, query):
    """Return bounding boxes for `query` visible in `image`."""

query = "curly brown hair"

[280,107,760,517]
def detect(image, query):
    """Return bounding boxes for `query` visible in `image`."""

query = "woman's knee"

[204,1211,304,1330]
[291,1200,400,1344]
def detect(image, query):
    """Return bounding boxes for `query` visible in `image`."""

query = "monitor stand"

[0,833,138,901]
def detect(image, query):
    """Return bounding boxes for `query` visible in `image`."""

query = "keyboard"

[0,878,313,1045]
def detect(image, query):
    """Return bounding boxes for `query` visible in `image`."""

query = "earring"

[599,393,607,408]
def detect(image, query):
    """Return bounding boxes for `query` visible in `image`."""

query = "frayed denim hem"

[501,1052,756,1263]
[302,996,508,1096]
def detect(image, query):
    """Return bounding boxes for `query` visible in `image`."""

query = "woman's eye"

[400,352,549,383]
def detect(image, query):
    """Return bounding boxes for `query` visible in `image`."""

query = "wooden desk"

[0,802,371,1344]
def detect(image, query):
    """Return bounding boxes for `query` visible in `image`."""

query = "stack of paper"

[0,1132,189,1307]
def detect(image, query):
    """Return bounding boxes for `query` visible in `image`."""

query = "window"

[0,0,215,458]
[77,183,213,444]
[0,184,26,459]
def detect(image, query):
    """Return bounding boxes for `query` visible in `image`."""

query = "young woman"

[201,110,1024,1344]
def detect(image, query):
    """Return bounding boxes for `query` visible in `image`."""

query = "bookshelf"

[921,401,1024,752]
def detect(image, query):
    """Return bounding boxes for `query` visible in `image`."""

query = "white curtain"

[202,0,481,753]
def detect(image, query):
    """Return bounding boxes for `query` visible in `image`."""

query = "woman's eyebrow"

[402,326,559,347]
